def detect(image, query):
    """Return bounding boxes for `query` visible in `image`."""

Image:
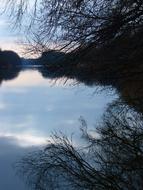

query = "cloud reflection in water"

[0,69,115,189]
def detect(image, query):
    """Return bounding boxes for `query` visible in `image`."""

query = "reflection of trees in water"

[36,28,143,113]
[15,101,143,190]
[0,67,21,84]
[22,46,143,189]
[37,56,143,114]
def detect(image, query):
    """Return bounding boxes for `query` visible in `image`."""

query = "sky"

[0,1,56,58]
[0,2,27,56]
[0,14,23,54]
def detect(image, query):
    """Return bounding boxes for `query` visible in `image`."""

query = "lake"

[0,67,115,189]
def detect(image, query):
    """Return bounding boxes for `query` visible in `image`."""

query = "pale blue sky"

[0,5,24,55]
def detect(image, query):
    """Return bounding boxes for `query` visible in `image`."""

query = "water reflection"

[0,69,113,147]
[15,54,143,189]
[0,64,115,189]
[15,100,143,190]
[1,51,143,189]
[35,51,143,114]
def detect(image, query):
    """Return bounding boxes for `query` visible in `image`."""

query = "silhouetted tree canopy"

[0,50,21,84]
[0,50,21,66]
[5,0,143,53]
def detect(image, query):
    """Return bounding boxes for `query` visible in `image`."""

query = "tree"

[4,0,143,53]
[15,101,143,190]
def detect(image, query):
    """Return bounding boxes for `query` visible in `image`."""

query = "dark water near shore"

[0,67,115,190]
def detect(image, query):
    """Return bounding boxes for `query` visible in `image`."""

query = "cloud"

[0,132,47,147]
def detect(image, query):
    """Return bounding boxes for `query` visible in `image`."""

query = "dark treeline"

[0,50,21,84]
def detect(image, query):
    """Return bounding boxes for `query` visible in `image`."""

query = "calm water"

[0,68,115,190]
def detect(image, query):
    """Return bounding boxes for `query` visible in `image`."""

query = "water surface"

[0,68,115,189]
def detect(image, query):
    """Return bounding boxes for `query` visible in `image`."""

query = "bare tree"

[15,101,143,190]
[3,0,143,53]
